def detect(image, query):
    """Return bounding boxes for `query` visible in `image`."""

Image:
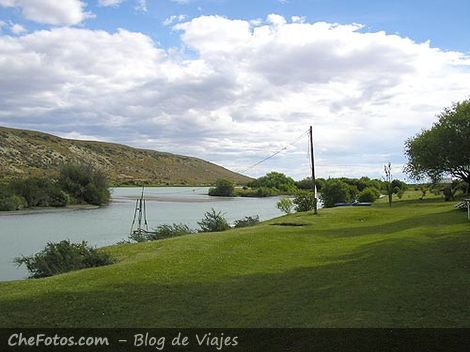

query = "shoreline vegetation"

[0,163,110,211]
[1,191,469,327]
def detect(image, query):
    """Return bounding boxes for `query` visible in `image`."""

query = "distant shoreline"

[0,204,99,216]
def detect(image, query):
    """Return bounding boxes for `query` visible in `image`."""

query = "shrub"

[277,198,294,214]
[248,172,297,193]
[0,194,27,211]
[320,180,354,208]
[293,190,314,212]
[14,240,116,278]
[9,177,52,207]
[129,223,193,242]
[198,208,231,232]
[208,179,235,197]
[233,215,260,228]
[357,187,380,202]
[59,163,110,205]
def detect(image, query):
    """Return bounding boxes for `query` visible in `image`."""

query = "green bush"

[293,190,314,212]
[235,187,278,197]
[320,180,355,208]
[198,208,231,232]
[9,177,52,207]
[357,187,380,202]
[233,215,260,228]
[0,194,27,211]
[151,223,193,240]
[14,240,116,278]
[208,179,235,197]
[277,198,294,214]
[59,163,110,205]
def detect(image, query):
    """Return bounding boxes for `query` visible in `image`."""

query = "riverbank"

[0,204,99,216]
[0,193,468,327]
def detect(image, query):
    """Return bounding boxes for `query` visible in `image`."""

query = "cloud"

[98,0,124,7]
[163,14,188,26]
[0,0,92,25]
[0,15,469,179]
[10,22,26,34]
[135,0,147,12]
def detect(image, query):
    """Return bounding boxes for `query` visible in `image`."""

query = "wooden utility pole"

[309,126,318,215]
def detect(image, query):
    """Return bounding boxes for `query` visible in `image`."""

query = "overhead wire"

[235,129,310,175]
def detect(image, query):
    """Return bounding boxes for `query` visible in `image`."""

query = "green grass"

[1,192,469,327]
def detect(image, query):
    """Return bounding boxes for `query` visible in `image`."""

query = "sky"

[0,0,469,181]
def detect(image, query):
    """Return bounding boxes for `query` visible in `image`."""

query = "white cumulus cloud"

[0,15,469,179]
[0,0,92,25]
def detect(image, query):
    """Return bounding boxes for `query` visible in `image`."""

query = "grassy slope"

[0,193,469,327]
[0,126,251,185]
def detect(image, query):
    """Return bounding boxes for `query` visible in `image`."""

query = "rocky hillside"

[0,126,252,185]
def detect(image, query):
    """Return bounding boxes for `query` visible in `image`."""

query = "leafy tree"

[295,178,326,192]
[293,190,314,212]
[405,99,470,186]
[357,187,380,203]
[320,179,355,208]
[277,198,294,214]
[249,172,297,193]
[58,163,110,205]
[208,179,235,197]
[198,208,231,232]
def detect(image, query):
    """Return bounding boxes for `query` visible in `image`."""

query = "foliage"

[320,179,356,208]
[14,240,115,278]
[293,190,314,212]
[208,179,235,197]
[277,198,294,214]
[0,187,27,211]
[442,180,467,201]
[405,99,470,186]
[357,187,381,203]
[9,177,63,208]
[295,178,326,193]
[248,172,297,194]
[130,223,194,243]
[58,163,110,205]
[197,208,231,232]
[235,186,278,197]
[233,215,260,228]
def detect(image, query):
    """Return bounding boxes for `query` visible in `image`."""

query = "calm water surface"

[0,187,284,281]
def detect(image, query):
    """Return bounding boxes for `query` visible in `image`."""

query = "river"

[0,187,284,281]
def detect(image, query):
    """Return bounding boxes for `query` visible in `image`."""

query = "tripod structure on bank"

[130,186,151,237]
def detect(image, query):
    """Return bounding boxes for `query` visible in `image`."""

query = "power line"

[235,129,310,174]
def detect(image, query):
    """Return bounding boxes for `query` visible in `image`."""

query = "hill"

[0,193,469,327]
[0,126,252,185]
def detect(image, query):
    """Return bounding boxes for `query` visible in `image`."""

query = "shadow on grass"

[1,232,469,328]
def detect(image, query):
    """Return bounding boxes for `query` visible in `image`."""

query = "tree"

[208,179,235,197]
[405,99,470,186]
[58,163,110,205]
[384,163,393,207]
[357,187,380,203]
[320,179,356,208]
[293,190,314,212]
[277,198,294,214]
[249,172,297,193]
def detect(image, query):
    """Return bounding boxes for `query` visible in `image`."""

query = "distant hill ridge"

[0,126,252,185]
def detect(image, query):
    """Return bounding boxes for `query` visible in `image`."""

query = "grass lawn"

[0,192,469,327]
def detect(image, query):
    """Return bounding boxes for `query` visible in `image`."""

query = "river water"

[0,187,284,281]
